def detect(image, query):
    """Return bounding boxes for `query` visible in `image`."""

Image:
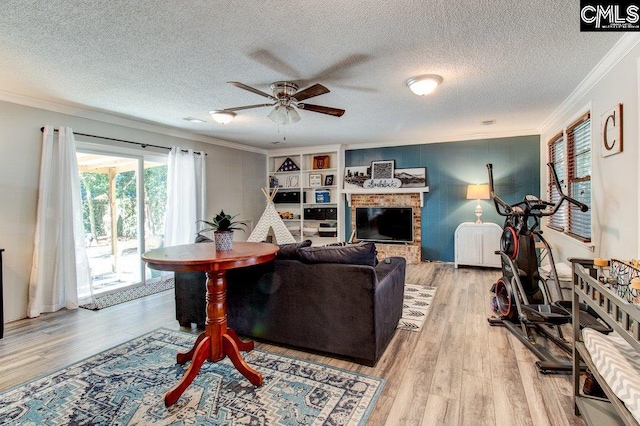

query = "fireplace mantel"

[342,187,430,207]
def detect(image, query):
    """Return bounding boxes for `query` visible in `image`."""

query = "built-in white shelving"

[267,145,345,244]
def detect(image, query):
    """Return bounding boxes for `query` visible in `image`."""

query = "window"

[77,145,168,294]
[547,132,565,231]
[547,112,591,242]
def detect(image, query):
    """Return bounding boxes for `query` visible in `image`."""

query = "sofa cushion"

[297,242,377,266]
[276,240,312,260]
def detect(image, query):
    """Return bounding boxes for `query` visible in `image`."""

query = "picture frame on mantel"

[394,167,426,188]
[371,160,394,180]
[344,166,370,189]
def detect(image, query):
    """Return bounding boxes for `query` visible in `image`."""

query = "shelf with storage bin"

[267,145,344,243]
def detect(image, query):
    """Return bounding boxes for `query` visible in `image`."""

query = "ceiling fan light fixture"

[209,110,236,124]
[268,105,300,125]
[406,74,443,96]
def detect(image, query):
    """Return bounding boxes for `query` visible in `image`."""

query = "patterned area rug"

[0,328,384,425]
[397,284,437,332]
[80,277,174,310]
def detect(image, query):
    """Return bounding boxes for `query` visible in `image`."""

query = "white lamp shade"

[406,74,443,96]
[466,184,490,200]
[209,110,236,124]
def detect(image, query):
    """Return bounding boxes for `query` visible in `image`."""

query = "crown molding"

[266,144,345,156]
[538,33,640,134]
[0,90,267,155]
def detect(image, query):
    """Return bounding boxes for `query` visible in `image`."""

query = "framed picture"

[371,160,394,180]
[309,174,322,187]
[394,167,427,188]
[344,166,370,188]
[324,174,334,186]
[601,103,623,157]
[284,175,299,188]
[313,155,330,169]
[277,157,300,172]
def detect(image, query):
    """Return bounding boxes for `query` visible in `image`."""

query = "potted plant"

[198,210,248,251]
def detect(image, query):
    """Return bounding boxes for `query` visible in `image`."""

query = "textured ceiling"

[0,1,623,149]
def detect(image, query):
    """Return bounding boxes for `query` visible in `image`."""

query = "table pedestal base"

[164,328,261,406]
[164,270,263,407]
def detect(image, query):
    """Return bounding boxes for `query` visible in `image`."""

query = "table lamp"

[466,184,490,223]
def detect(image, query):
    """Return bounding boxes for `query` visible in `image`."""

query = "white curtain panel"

[164,147,206,247]
[28,126,92,318]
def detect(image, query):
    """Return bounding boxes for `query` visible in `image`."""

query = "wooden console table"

[142,242,279,406]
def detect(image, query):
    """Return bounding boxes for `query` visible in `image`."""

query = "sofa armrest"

[372,257,406,361]
[375,256,406,283]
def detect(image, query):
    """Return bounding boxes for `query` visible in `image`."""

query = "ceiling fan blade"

[224,103,275,112]
[309,54,372,81]
[297,103,345,117]
[248,49,301,80]
[292,84,330,102]
[227,81,276,100]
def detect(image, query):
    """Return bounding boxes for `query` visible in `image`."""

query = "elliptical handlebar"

[546,162,589,213]
[486,162,589,219]
[486,163,512,217]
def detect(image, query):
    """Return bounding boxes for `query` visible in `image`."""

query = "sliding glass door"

[76,147,167,295]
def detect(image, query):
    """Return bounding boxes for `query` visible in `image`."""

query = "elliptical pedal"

[521,304,572,325]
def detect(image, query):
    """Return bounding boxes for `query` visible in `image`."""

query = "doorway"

[76,150,167,295]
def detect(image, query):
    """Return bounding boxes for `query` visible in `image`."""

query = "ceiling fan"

[211,81,345,125]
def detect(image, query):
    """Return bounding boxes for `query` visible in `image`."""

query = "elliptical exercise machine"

[487,162,610,374]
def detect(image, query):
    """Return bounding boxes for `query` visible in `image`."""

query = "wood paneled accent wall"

[350,193,421,264]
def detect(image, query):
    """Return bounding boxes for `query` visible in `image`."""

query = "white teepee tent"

[247,188,296,244]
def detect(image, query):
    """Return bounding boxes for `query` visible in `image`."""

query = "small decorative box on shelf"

[315,189,331,203]
[313,155,330,169]
[319,223,337,237]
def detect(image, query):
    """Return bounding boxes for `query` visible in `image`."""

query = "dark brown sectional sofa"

[174,241,406,366]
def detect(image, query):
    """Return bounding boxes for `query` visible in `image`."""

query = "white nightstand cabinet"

[454,222,502,268]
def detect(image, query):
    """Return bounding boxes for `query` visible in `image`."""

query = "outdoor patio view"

[77,152,167,294]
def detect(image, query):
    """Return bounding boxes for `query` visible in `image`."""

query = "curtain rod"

[39,127,206,155]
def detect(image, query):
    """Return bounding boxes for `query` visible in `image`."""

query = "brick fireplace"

[350,193,422,264]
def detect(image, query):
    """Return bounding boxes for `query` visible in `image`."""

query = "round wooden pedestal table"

[142,242,279,406]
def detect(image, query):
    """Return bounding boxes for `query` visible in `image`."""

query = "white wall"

[540,37,640,264]
[0,100,266,323]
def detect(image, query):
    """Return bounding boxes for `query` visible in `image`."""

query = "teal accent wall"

[345,135,540,262]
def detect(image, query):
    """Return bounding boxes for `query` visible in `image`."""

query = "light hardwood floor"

[0,262,585,425]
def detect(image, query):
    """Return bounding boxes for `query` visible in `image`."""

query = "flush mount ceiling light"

[209,110,236,124]
[406,74,443,96]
